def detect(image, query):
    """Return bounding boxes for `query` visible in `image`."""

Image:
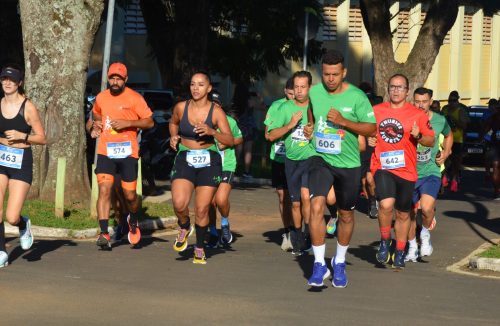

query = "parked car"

[463,105,489,165]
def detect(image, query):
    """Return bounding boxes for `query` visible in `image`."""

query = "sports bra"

[178,100,215,142]
[0,98,31,138]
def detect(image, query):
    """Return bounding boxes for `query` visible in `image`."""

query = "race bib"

[274,141,286,156]
[314,132,341,154]
[106,141,132,159]
[187,150,211,168]
[417,147,432,163]
[0,145,23,169]
[381,150,405,169]
[219,150,225,166]
[291,125,307,142]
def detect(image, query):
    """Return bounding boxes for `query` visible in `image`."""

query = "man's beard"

[110,84,125,96]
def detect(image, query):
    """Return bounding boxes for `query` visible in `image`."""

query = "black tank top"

[0,98,32,138]
[178,100,215,142]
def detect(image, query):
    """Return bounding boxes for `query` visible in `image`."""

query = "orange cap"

[107,62,127,79]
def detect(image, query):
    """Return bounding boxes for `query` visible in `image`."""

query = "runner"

[90,62,154,249]
[264,78,294,251]
[483,100,500,200]
[371,75,434,269]
[0,66,46,267]
[305,50,376,287]
[267,71,316,255]
[406,87,452,262]
[207,91,243,247]
[169,72,233,264]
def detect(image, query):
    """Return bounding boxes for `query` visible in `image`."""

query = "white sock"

[312,244,326,265]
[408,238,417,248]
[335,242,349,264]
[421,226,430,237]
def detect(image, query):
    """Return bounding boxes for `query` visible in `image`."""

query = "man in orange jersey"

[91,62,154,249]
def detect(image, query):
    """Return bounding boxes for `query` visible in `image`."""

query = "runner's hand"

[110,119,131,131]
[327,108,346,126]
[4,130,25,142]
[170,135,180,151]
[410,121,420,138]
[304,122,313,139]
[194,123,215,137]
[367,136,377,147]
[287,111,303,129]
[91,121,102,139]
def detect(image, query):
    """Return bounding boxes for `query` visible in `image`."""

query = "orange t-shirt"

[92,87,152,159]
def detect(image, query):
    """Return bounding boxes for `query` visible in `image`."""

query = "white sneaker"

[405,246,418,262]
[0,251,8,268]
[281,232,293,251]
[420,233,433,257]
[19,216,34,250]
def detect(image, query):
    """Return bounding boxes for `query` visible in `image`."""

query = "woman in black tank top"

[0,66,46,267]
[168,71,234,264]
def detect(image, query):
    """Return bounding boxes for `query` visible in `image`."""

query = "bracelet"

[24,133,29,142]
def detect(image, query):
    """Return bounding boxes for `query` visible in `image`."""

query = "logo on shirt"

[380,118,404,144]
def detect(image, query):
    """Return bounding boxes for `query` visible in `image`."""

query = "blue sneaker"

[331,257,348,288]
[392,250,406,269]
[0,251,8,268]
[307,262,331,287]
[220,224,233,244]
[376,239,392,264]
[19,216,34,250]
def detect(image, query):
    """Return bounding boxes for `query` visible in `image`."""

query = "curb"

[469,256,500,272]
[5,216,178,239]
[447,239,500,279]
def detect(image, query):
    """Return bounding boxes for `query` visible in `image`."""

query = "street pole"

[302,11,309,71]
[91,0,115,217]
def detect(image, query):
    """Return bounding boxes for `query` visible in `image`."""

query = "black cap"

[209,90,222,106]
[0,67,23,83]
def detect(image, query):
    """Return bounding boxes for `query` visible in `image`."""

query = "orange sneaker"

[127,215,141,245]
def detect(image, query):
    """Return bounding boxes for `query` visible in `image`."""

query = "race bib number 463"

[106,141,132,159]
[187,150,211,168]
[381,150,405,169]
[0,144,23,169]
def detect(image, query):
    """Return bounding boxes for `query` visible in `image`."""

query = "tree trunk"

[360,0,459,99]
[19,0,104,203]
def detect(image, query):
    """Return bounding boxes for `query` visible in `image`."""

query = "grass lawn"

[17,199,174,230]
[479,244,500,259]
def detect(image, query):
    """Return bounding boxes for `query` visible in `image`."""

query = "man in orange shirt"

[91,62,154,249]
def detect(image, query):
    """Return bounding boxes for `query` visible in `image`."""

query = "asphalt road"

[1,170,499,325]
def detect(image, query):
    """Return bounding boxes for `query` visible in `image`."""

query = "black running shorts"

[0,147,33,185]
[271,160,287,190]
[170,150,222,187]
[374,169,415,212]
[284,157,310,202]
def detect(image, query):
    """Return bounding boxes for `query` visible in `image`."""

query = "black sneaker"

[376,239,392,264]
[291,229,305,256]
[392,250,405,269]
[368,200,378,219]
[206,233,219,248]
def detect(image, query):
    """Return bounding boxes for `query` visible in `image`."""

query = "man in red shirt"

[370,74,434,268]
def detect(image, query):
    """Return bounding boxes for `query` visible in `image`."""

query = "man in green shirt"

[406,87,453,262]
[267,71,316,255]
[264,78,295,251]
[305,50,376,288]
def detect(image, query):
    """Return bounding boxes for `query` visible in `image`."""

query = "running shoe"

[0,251,8,268]
[420,232,434,257]
[220,224,233,244]
[428,216,437,231]
[291,230,305,256]
[331,257,348,288]
[193,246,207,264]
[96,232,111,250]
[127,215,141,245]
[442,175,449,188]
[114,223,127,241]
[326,215,338,235]
[368,201,379,219]
[173,225,194,252]
[376,239,392,264]
[280,232,292,251]
[404,246,418,262]
[307,262,331,287]
[450,179,458,192]
[19,216,34,250]
[206,233,219,249]
[392,250,405,269]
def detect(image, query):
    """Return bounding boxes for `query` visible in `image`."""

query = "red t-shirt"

[370,102,434,182]
[93,87,152,159]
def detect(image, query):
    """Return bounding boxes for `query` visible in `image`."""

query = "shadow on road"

[6,237,78,264]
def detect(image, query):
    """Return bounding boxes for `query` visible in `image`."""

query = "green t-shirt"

[217,115,242,172]
[264,98,287,163]
[309,83,375,168]
[267,100,316,161]
[416,112,451,178]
